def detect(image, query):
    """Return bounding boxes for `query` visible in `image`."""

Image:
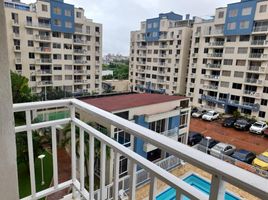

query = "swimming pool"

[156,173,241,200]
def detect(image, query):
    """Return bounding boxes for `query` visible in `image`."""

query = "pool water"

[156,174,240,200]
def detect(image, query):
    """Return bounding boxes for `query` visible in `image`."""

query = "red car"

[263,128,268,136]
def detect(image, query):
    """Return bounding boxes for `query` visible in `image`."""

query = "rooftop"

[81,93,187,112]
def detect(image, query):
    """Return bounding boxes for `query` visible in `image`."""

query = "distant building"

[129,12,193,95]
[78,93,191,181]
[102,79,129,93]
[103,53,128,64]
[4,0,102,95]
[102,70,114,77]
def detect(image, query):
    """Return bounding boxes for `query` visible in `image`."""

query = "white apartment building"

[129,12,193,95]
[187,0,268,121]
[4,0,102,95]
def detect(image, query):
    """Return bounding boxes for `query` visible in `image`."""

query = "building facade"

[4,0,102,95]
[78,93,191,182]
[187,0,268,121]
[129,12,193,95]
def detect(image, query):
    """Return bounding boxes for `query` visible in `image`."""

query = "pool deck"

[136,163,260,200]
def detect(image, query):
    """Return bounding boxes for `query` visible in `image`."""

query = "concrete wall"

[0,1,19,198]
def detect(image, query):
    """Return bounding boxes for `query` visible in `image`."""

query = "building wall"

[186,0,268,121]
[4,0,102,95]
[129,13,193,95]
[102,80,129,93]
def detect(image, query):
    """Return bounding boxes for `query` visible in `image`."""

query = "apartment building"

[187,0,268,121]
[4,0,102,95]
[129,12,193,95]
[78,93,191,183]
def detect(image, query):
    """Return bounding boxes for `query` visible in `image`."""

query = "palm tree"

[61,122,110,179]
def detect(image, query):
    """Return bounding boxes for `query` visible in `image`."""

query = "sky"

[22,0,237,56]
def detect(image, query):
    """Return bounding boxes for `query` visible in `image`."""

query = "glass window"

[226,36,236,42]
[28,40,34,47]
[54,19,61,26]
[180,112,188,128]
[149,119,166,133]
[240,21,250,29]
[218,11,224,19]
[229,9,238,17]
[65,9,71,16]
[42,4,48,12]
[147,23,152,29]
[114,128,131,147]
[225,47,235,54]
[53,7,61,15]
[76,12,81,18]
[259,5,267,13]
[65,21,72,28]
[238,47,248,54]
[227,22,236,30]
[236,60,246,66]
[242,7,252,16]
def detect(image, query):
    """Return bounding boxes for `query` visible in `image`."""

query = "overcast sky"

[22,0,237,55]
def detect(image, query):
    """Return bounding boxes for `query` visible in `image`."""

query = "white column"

[0,2,19,199]
[209,174,225,200]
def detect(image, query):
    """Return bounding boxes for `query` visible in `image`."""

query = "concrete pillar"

[0,2,19,199]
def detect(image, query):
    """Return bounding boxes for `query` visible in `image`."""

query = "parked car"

[202,111,219,121]
[249,121,268,134]
[231,149,256,164]
[222,117,236,127]
[197,137,219,154]
[210,143,236,158]
[188,132,203,146]
[252,152,268,171]
[234,118,255,131]
[263,128,268,137]
[191,107,199,115]
[192,110,207,118]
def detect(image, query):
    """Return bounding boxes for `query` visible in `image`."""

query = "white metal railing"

[13,99,268,200]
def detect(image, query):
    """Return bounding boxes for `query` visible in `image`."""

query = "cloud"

[21,0,237,55]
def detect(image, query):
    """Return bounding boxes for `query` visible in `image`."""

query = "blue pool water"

[156,174,240,200]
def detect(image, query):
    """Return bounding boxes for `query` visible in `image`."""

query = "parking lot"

[190,118,268,154]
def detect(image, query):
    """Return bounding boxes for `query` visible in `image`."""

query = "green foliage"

[103,60,129,80]
[232,110,241,119]
[39,87,72,100]
[11,71,37,104]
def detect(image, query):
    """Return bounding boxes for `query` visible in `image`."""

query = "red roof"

[81,93,187,112]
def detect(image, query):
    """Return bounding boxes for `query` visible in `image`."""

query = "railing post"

[79,127,85,191]
[70,105,77,198]
[176,189,182,200]
[209,174,225,200]
[89,134,95,200]
[113,151,120,200]
[26,110,37,198]
[129,160,137,200]
[100,142,106,199]
[51,126,59,188]
[149,174,157,200]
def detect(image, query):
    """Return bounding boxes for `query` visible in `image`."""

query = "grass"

[18,151,53,199]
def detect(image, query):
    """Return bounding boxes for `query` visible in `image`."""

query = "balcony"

[247,66,266,73]
[74,49,87,54]
[245,78,263,85]
[37,80,53,86]
[209,41,224,46]
[73,39,86,44]
[249,53,268,59]
[250,40,267,46]
[203,74,220,80]
[12,99,267,199]
[74,60,87,64]
[243,90,262,99]
[36,59,52,64]
[206,63,221,69]
[35,35,51,41]
[253,26,268,32]
[208,53,223,58]
[25,22,50,29]
[35,70,52,75]
[203,85,219,90]
[35,47,51,53]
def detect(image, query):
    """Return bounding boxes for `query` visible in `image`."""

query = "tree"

[11,71,37,104]
[39,87,72,101]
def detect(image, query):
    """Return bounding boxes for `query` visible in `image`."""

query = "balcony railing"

[13,99,268,200]
[206,63,221,69]
[35,35,51,41]
[209,41,224,46]
[253,26,268,32]
[250,40,267,45]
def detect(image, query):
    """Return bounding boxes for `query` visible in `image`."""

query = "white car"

[192,110,207,118]
[249,121,268,134]
[210,143,236,158]
[202,111,219,121]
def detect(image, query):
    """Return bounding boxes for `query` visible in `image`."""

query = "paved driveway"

[190,118,268,154]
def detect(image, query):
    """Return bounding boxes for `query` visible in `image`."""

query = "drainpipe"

[0,1,19,199]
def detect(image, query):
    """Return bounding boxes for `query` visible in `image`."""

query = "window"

[226,36,236,42]
[29,64,35,70]
[147,23,152,29]
[119,156,128,177]
[29,52,35,59]
[240,21,250,29]
[52,32,61,38]
[236,60,246,66]
[259,5,267,13]
[153,22,158,28]
[53,65,62,70]
[223,59,233,65]
[220,81,229,88]
[42,4,48,12]
[54,75,62,81]
[239,35,250,41]
[227,22,236,30]
[237,47,248,54]
[222,70,231,77]
[263,87,268,93]
[64,33,72,39]
[218,11,224,19]
[259,111,266,118]
[28,40,34,47]
[53,7,61,15]
[114,128,130,147]
[15,64,22,71]
[53,43,61,49]
[53,54,61,60]
[261,99,268,106]
[149,119,166,133]
[65,21,72,28]
[76,12,81,18]
[27,29,33,35]
[30,76,36,82]
[65,75,72,80]
[65,65,72,70]
[180,111,188,129]
[232,83,242,90]
[242,7,252,16]
[225,47,235,54]
[64,55,72,60]
[65,9,71,16]
[234,71,244,78]
[229,9,238,17]
[54,19,61,27]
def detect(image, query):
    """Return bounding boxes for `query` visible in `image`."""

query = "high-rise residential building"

[187,0,268,121]
[129,12,193,95]
[4,0,102,95]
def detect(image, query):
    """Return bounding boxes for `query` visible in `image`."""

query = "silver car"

[210,142,236,159]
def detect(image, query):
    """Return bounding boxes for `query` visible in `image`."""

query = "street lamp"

[38,154,46,185]
[206,136,212,154]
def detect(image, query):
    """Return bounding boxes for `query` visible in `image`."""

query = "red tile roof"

[81,93,187,112]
